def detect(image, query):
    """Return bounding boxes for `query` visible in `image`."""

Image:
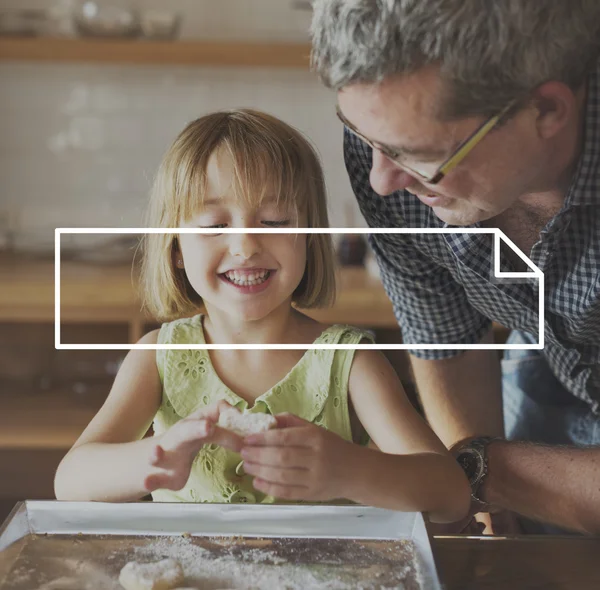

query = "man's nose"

[369,149,417,196]
[228,231,261,260]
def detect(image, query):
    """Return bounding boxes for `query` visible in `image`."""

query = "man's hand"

[476,510,522,535]
[427,436,519,535]
[429,507,522,536]
[144,401,243,492]
[241,413,354,502]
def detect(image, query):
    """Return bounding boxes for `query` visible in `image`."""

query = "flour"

[119,558,184,590]
[1,533,423,590]
[129,535,419,590]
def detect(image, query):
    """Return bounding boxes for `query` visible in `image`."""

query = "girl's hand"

[241,414,355,502]
[144,401,243,492]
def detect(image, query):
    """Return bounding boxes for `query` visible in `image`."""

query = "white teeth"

[224,269,270,286]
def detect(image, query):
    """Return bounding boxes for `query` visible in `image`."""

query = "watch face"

[457,450,482,485]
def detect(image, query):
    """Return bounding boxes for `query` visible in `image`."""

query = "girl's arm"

[54,330,164,502]
[242,349,470,523]
[344,349,471,522]
[54,330,241,502]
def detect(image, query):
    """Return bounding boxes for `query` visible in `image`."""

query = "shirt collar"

[564,57,600,207]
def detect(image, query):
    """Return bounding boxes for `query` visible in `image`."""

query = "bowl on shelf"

[0,9,48,36]
[140,10,181,40]
[73,1,140,38]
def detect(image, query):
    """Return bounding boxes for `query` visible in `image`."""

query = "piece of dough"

[217,407,277,437]
[119,558,184,590]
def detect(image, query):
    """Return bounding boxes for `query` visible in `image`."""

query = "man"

[311,0,600,534]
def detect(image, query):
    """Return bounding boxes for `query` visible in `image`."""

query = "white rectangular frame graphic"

[55,228,544,351]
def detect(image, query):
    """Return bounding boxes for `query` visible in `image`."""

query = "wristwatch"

[454,436,501,508]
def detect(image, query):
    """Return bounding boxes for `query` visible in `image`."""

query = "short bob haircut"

[140,109,336,321]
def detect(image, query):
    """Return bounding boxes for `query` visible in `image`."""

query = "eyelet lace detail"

[154,317,374,505]
[196,449,214,474]
[177,350,207,380]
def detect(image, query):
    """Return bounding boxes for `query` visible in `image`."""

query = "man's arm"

[409,328,504,447]
[342,131,600,532]
[409,329,513,534]
[411,331,600,535]
[484,441,600,535]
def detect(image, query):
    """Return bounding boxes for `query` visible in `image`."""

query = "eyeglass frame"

[336,100,517,185]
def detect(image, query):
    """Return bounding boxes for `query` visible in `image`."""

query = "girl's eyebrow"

[259,197,282,207]
[201,197,227,207]
[202,196,281,207]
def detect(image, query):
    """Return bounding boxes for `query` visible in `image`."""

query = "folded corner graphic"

[54,228,544,351]
[493,229,544,350]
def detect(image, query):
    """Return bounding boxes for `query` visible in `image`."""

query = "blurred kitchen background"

[0,0,425,520]
[0,0,366,253]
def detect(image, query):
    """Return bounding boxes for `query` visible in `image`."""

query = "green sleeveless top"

[151,314,373,504]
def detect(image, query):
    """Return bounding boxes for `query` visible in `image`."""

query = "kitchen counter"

[434,534,600,590]
[0,498,597,590]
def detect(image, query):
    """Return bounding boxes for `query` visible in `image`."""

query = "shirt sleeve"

[343,129,492,359]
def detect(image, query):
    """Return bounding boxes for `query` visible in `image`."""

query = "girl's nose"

[228,231,261,260]
[369,149,417,196]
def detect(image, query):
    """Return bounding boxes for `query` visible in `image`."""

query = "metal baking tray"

[0,501,442,589]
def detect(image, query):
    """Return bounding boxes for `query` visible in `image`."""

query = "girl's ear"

[171,239,184,269]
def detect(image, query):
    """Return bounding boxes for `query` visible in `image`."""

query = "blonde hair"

[140,109,336,321]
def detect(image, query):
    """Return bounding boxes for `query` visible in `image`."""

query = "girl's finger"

[216,399,235,413]
[149,444,165,466]
[273,413,309,429]
[144,472,168,492]
[244,426,311,447]
[252,478,309,501]
[243,461,307,485]
[241,446,313,469]
[208,426,244,453]
[175,418,214,446]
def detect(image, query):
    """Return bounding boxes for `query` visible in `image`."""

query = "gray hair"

[311,0,600,119]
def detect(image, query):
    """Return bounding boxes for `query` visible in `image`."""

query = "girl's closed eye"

[194,223,227,238]
[262,219,291,227]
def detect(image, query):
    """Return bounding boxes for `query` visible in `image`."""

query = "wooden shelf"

[0,254,512,344]
[0,254,397,333]
[0,390,102,450]
[0,37,312,67]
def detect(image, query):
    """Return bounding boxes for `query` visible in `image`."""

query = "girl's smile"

[219,267,277,294]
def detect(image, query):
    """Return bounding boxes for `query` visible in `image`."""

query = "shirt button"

[228,490,256,504]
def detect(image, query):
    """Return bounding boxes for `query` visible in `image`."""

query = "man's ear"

[531,81,578,140]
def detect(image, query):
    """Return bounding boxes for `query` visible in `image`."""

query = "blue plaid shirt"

[345,59,600,413]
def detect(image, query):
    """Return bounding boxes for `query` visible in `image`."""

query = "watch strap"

[456,436,503,509]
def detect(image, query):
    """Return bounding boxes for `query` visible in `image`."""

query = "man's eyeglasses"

[336,101,516,185]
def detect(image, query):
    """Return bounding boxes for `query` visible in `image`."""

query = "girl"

[54,109,469,523]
